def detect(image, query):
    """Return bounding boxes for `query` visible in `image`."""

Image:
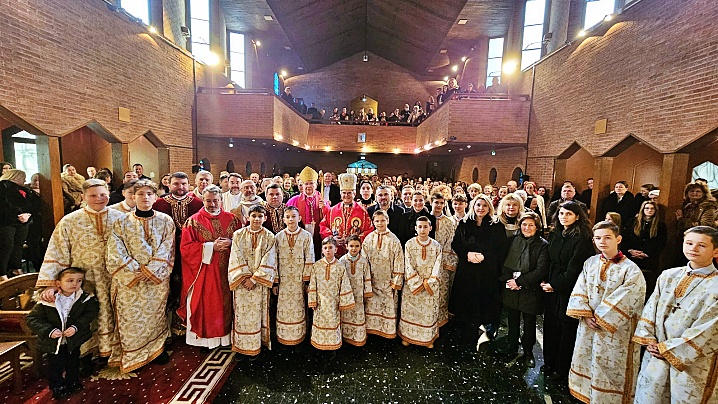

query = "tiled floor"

[215,318,582,404]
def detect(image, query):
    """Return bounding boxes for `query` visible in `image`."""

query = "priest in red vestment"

[286,167,329,259]
[320,173,373,256]
[178,185,241,349]
[152,172,203,335]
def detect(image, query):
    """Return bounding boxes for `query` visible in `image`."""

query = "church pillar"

[35,135,64,229]
[590,157,615,223]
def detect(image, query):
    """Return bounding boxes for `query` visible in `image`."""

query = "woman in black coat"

[0,169,40,277]
[451,194,507,349]
[621,200,668,299]
[498,212,549,367]
[598,181,635,225]
[540,201,594,379]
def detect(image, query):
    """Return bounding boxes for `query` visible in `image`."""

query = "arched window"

[489,168,498,185]
[226,160,235,173]
[693,161,718,189]
[245,161,252,177]
[472,167,479,183]
[512,167,523,183]
[199,158,211,172]
[260,162,266,176]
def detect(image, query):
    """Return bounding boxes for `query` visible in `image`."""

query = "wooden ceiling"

[222,0,516,75]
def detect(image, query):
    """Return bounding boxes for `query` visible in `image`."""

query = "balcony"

[196,88,530,154]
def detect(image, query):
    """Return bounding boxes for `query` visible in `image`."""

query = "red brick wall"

[458,147,527,187]
[284,52,442,117]
[447,98,529,144]
[197,93,275,138]
[518,0,718,170]
[0,0,206,174]
[197,137,452,180]
[308,124,417,154]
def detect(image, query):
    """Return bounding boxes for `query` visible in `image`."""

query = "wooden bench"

[0,341,25,392]
[0,273,41,377]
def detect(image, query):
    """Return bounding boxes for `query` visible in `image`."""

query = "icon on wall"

[357,133,366,143]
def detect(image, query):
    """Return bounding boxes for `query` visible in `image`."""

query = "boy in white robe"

[633,226,718,404]
[308,237,355,351]
[228,205,278,357]
[339,235,372,346]
[430,193,458,327]
[363,210,404,339]
[566,221,646,404]
[275,206,315,345]
[398,216,442,348]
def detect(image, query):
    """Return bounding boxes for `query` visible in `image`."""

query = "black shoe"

[51,386,69,400]
[65,381,84,395]
[153,351,170,365]
[199,347,211,354]
[522,354,536,368]
[96,356,109,367]
[79,356,95,378]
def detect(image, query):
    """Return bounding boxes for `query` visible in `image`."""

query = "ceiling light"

[251,139,255,142]
[491,150,496,156]
[439,49,447,54]
[577,30,587,38]
[228,138,234,148]
[361,94,367,102]
[461,56,467,62]
[339,151,343,155]
[604,14,613,22]
[148,26,157,34]
[304,144,310,149]
[275,134,283,140]
[443,76,449,81]
[272,144,276,147]
[264,15,274,21]
[434,140,441,145]
[457,19,468,25]
[297,66,304,70]
[281,70,287,77]
[414,148,421,154]
[451,65,458,72]
[292,140,299,146]
[284,46,292,50]
[204,52,221,66]
[448,149,452,152]
[363,53,369,62]
[286,147,290,151]
[502,60,518,74]
[466,145,471,148]
[393,148,400,154]
[255,40,262,47]
[424,144,431,150]
[427,69,434,72]
[324,146,331,152]
[459,148,463,151]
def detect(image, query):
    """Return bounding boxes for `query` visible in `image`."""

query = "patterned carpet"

[0,344,237,404]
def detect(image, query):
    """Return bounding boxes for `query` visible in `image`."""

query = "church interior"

[1,0,717,403]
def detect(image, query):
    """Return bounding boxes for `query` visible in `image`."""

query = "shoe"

[497,344,519,356]
[233,354,246,362]
[79,355,95,378]
[427,343,434,349]
[401,340,410,347]
[199,347,211,354]
[65,381,84,395]
[153,351,170,365]
[523,354,536,368]
[51,386,69,400]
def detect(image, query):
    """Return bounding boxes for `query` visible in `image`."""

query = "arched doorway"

[128,131,170,183]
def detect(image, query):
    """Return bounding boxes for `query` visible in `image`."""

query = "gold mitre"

[299,166,319,182]
[338,173,357,191]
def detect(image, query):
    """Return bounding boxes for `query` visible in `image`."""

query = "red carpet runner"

[0,345,237,404]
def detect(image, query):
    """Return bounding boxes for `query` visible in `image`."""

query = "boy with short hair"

[339,235,372,346]
[398,216,442,348]
[228,205,277,357]
[362,210,404,339]
[308,237,355,350]
[27,267,99,399]
[275,206,315,346]
[633,226,718,403]
[451,194,468,222]
[567,221,646,403]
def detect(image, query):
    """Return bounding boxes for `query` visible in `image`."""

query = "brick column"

[658,152,690,240]
[547,0,571,53]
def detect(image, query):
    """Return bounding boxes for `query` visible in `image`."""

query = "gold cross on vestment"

[671,303,681,314]
[595,284,605,294]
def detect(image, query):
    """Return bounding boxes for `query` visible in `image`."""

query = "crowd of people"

[277,76,509,126]
[1,160,717,402]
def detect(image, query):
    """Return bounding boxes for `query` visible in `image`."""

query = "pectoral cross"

[671,303,681,314]
[595,284,605,294]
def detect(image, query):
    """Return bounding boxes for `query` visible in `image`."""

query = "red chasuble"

[319,201,373,256]
[178,208,242,338]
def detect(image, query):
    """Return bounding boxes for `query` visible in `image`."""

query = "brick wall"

[0,0,205,174]
[458,147,527,187]
[197,136,452,180]
[518,0,718,167]
[284,52,442,116]
[308,124,417,154]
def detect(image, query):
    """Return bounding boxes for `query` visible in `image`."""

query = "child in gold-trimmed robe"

[363,210,404,339]
[339,235,373,346]
[399,217,442,348]
[228,206,277,356]
[37,180,125,359]
[308,237,355,350]
[430,193,458,327]
[275,206,315,345]
[567,222,645,404]
[632,226,718,404]
[106,181,176,373]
